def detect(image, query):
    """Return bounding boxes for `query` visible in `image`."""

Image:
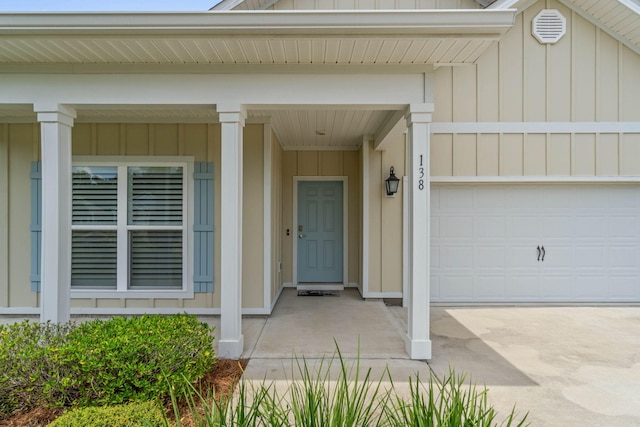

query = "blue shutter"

[193,162,214,293]
[30,161,42,292]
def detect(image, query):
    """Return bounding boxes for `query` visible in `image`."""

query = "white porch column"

[218,104,246,358]
[405,103,434,360]
[35,103,76,323]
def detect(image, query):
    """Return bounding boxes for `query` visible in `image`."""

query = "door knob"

[298,234,305,238]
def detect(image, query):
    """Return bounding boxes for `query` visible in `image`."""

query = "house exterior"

[0,0,639,359]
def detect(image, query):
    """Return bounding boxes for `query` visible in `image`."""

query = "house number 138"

[418,155,425,190]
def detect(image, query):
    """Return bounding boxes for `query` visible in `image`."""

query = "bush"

[0,314,215,413]
[0,320,76,413]
[62,314,215,406]
[47,400,168,427]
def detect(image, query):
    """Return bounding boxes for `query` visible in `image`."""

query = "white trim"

[361,139,370,296]
[347,282,359,288]
[0,11,517,37]
[430,121,640,134]
[271,283,284,312]
[283,281,294,288]
[263,122,272,313]
[402,176,409,308]
[292,176,348,287]
[431,176,640,183]
[362,292,404,299]
[0,308,40,315]
[70,157,194,298]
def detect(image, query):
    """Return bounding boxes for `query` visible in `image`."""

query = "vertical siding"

[5,124,40,308]
[364,126,405,295]
[0,125,8,307]
[432,0,640,177]
[280,150,360,286]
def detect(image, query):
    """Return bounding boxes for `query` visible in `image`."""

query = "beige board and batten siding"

[431,0,640,177]
[259,0,480,9]
[281,150,360,286]
[364,128,405,295]
[0,124,40,308]
[0,122,268,310]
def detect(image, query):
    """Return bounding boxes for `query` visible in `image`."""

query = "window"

[71,159,192,295]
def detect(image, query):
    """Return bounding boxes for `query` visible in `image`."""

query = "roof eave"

[0,10,516,37]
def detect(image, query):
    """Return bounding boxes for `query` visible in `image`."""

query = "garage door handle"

[537,246,541,262]
[541,246,546,262]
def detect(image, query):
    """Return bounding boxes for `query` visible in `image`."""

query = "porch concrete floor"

[236,288,640,426]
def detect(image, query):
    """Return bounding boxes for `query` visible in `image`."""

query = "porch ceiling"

[0,104,397,150]
[0,10,515,67]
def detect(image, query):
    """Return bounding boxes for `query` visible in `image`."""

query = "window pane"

[71,230,117,289]
[128,166,183,225]
[72,166,118,225]
[129,230,182,289]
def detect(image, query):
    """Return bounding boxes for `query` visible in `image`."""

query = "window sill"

[70,289,195,299]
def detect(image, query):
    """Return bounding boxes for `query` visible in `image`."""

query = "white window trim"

[71,156,194,299]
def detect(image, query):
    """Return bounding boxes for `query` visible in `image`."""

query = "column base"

[218,335,245,359]
[405,335,432,360]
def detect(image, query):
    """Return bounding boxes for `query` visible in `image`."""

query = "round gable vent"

[532,9,566,44]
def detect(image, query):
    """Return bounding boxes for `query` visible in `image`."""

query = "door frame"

[293,176,348,287]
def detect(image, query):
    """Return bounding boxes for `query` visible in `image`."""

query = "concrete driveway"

[237,289,640,426]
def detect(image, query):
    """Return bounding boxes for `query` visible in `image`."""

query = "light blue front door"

[297,181,343,283]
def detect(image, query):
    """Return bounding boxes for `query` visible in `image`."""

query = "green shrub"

[0,314,215,413]
[61,314,215,406]
[47,400,168,427]
[0,320,76,413]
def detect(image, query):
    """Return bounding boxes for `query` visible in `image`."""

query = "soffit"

[0,11,515,67]
[0,104,397,150]
[560,0,640,54]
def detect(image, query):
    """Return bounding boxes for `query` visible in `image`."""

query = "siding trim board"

[431,122,640,133]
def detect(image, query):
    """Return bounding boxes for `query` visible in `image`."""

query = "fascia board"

[0,10,516,37]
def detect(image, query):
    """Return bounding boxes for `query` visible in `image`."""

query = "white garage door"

[431,184,640,303]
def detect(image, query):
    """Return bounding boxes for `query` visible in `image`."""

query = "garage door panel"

[442,246,473,268]
[431,184,640,303]
[542,216,576,239]
[430,275,441,299]
[575,246,607,268]
[539,275,574,300]
[608,216,639,239]
[475,246,507,269]
[575,275,608,299]
[575,217,607,239]
[473,187,507,209]
[607,276,639,300]
[441,188,474,209]
[608,246,639,268]
[441,276,473,300]
[508,246,541,268]
[541,187,576,209]
[507,275,540,299]
[474,216,507,239]
[431,216,440,238]
[606,186,640,208]
[475,276,506,299]
[443,216,473,239]
[508,216,541,239]
[539,246,574,268]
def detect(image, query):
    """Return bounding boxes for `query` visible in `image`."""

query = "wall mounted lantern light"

[385,166,400,196]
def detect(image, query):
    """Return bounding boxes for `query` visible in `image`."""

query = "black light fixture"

[385,166,400,196]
